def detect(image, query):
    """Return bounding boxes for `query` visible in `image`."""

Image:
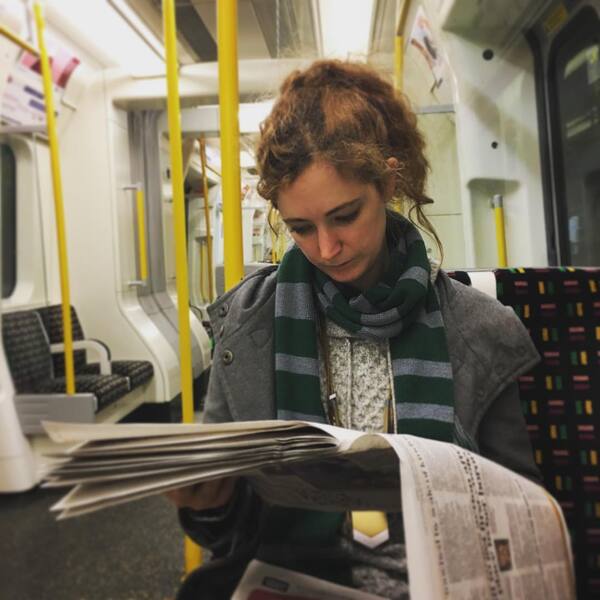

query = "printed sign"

[1,34,80,127]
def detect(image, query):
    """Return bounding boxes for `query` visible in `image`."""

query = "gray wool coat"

[203,265,541,481]
[179,265,542,590]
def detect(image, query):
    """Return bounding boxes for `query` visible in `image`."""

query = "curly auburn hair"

[255,59,442,258]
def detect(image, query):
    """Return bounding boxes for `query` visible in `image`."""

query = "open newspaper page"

[43,420,574,600]
[247,426,401,512]
[386,435,575,600]
[231,560,385,600]
[43,421,401,517]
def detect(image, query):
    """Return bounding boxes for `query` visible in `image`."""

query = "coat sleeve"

[477,381,542,484]
[178,287,269,557]
[178,363,266,557]
[178,478,264,559]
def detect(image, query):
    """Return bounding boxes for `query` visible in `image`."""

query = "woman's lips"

[324,258,353,270]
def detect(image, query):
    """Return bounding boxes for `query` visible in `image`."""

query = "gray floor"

[0,485,186,600]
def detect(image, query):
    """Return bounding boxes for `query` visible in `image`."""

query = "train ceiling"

[120,0,398,63]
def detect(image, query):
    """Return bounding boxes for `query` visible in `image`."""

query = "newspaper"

[43,420,575,598]
[232,560,385,600]
[387,435,574,600]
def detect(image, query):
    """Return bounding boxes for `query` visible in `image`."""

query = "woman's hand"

[165,477,238,512]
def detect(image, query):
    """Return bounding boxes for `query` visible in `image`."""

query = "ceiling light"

[318,0,374,59]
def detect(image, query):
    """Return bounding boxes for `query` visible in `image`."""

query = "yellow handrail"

[162,0,201,573]
[162,0,194,421]
[218,0,244,291]
[394,0,411,91]
[124,184,148,283]
[269,208,278,264]
[136,188,149,281]
[199,244,208,301]
[33,3,75,395]
[0,23,39,56]
[199,138,214,302]
[492,195,508,267]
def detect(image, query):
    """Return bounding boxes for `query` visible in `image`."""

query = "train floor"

[0,485,186,600]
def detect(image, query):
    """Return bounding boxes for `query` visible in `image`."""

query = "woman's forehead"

[278,162,373,219]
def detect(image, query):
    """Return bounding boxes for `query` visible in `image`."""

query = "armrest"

[15,393,97,434]
[50,340,112,375]
[88,338,112,361]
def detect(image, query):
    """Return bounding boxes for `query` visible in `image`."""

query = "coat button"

[218,303,229,317]
[222,350,233,365]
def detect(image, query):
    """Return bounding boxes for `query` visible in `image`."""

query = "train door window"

[1,144,16,298]
[550,9,600,265]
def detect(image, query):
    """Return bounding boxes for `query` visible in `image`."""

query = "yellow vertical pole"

[394,35,404,91]
[269,210,278,264]
[394,0,411,92]
[493,194,508,267]
[162,0,194,422]
[136,189,148,281]
[162,0,202,573]
[217,0,244,291]
[33,3,75,395]
[199,138,214,302]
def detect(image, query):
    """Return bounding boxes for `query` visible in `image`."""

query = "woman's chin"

[326,264,368,288]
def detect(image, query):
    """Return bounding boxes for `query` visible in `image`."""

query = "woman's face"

[277,161,391,291]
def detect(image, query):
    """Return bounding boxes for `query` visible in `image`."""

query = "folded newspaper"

[43,420,575,599]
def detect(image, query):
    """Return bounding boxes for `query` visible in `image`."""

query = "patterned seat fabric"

[36,374,130,411]
[494,267,600,600]
[81,360,154,388]
[1,309,131,413]
[36,304,153,390]
[2,310,54,393]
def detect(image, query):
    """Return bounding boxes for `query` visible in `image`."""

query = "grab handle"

[124,184,148,285]
[492,194,508,267]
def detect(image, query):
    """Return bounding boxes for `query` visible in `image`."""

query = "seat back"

[1,310,53,393]
[494,267,600,600]
[36,305,86,376]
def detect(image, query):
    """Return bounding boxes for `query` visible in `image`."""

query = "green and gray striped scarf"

[274,214,455,442]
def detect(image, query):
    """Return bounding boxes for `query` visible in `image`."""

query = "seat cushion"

[36,374,130,411]
[82,360,154,389]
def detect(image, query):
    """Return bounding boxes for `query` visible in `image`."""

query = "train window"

[551,10,600,265]
[0,144,16,298]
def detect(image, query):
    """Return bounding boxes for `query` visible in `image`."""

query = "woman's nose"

[318,227,342,262]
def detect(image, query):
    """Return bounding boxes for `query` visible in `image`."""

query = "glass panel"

[0,144,16,298]
[553,19,600,264]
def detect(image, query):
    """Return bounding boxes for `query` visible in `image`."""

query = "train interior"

[0,0,598,598]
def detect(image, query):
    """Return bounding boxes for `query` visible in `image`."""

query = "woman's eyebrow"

[325,197,361,216]
[283,198,362,224]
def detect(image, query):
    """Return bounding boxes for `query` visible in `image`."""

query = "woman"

[168,60,540,599]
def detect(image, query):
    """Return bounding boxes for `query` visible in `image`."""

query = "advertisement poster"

[409,6,445,89]
[1,33,80,127]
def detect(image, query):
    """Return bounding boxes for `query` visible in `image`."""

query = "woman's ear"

[384,157,399,199]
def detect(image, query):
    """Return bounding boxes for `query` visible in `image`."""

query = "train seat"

[450,266,600,600]
[36,304,154,391]
[1,309,130,434]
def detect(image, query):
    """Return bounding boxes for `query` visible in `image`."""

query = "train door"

[530,1,600,265]
[127,111,211,403]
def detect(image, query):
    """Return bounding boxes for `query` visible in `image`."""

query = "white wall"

[402,0,549,268]
[53,65,184,402]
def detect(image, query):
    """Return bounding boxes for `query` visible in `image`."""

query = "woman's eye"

[290,224,313,236]
[335,211,359,224]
